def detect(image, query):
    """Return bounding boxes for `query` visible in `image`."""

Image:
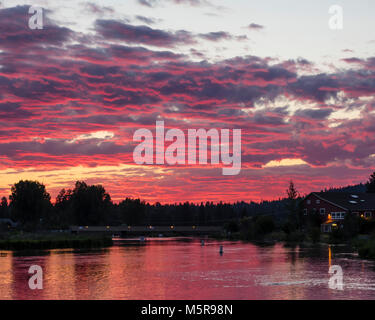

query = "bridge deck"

[70,226,223,233]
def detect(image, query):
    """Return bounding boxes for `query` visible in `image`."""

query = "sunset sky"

[1,0,375,203]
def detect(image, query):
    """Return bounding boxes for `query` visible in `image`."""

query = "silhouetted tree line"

[0,180,291,231]
[321,183,367,194]
[2,171,375,232]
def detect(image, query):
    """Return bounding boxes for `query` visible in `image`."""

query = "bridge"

[70,225,223,236]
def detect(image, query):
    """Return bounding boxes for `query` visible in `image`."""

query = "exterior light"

[85,226,88,229]
[106,226,110,229]
[192,226,196,229]
[128,226,131,229]
[170,226,174,229]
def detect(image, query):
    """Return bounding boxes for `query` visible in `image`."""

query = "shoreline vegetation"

[0,233,113,251]
[0,225,373,256]
[355,239,375,259]
[0,230,370,253]
[1,175,375,256]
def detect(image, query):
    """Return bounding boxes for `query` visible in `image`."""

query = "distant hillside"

[321,183,367,194]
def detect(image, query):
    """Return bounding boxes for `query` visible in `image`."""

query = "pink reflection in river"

[0,238,375,300]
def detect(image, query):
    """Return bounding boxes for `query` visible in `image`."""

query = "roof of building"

[308,192,375,211]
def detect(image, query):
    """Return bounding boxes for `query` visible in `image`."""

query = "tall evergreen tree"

[366,171,375,193]
[285,181,301,231]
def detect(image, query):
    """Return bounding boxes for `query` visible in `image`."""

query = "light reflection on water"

[0,238,375,300]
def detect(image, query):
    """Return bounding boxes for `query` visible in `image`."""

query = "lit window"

[307,200,311,205]
[316,200,320,204]
[332,212,345,220]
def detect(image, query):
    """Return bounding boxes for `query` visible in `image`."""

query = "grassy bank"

[225,228,354,246]
[353,238,375,259]
[0,233,113,250]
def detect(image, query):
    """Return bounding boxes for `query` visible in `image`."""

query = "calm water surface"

[0,237,375,300]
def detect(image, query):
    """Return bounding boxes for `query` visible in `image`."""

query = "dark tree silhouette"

[285,181,301,231]
[366,171,375,193]
[118,198,146,226]
[0,197,8,218]
[70,181,112,225]
[9,180,51,229]
[287,181,299,200]
[53,188,74,227]
[56,188,72,209]
[0,197,7,207]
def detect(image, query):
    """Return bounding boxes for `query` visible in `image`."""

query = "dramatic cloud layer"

[0,4,374,203]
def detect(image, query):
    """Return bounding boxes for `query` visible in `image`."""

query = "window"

[303,209,307,216]
[307,200,311,205]
[331,212,345,220]
[320,208,326,215]
[316,199,320,204]
[365,212,372,218]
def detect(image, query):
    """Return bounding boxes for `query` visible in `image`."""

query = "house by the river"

[301,192,375,232]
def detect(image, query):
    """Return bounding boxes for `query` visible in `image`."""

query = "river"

[0,237,375,300]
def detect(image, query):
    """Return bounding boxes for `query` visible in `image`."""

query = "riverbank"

[223,229,374,252]
[353,238,375,259]
[0,232,113,250]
